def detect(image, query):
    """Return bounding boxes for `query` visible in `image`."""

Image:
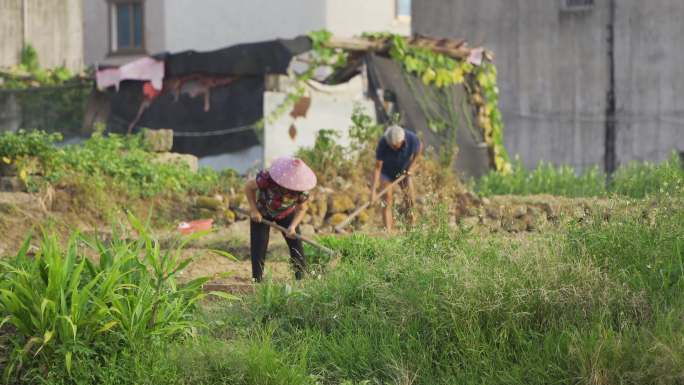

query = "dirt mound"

[451,194,644,233]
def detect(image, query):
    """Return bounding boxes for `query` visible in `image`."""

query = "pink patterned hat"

[269,157,317,192]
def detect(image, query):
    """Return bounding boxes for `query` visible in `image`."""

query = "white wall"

[263,76,376,167]
[163,0,327,52]
[83,0,165,66]
[84,0,411,67]
[325,0,410,37]
[199,145,263,174]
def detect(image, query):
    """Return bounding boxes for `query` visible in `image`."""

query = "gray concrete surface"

[413,0,684,171]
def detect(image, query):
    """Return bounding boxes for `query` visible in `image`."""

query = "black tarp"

[366,54,490,179]
[106,77,263,156]
[106,37,313,157]
[157,36,312,77]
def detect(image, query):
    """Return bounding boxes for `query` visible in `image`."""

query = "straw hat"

[268,157,317,192]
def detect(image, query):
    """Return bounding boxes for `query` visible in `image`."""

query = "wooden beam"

[325,36,388,52]
[324,36,480,61]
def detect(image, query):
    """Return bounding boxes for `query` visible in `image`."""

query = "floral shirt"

[256,171,309,220]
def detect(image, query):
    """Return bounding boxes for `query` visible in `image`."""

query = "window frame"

[107,0,146,56]
[395,0,411,22]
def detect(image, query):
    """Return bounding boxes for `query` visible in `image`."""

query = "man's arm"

[370,160,383,202]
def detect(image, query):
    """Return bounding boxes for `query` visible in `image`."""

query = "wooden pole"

[324,36,479,61]
[233,207,336,256]
[334,174,407,233]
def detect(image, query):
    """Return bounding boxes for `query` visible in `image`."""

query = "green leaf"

[65,351,73,375]
[208,249,237,261]
[97,320,119,334]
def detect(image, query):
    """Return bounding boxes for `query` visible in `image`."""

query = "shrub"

[0,130,240,198]
[0,130,63,179]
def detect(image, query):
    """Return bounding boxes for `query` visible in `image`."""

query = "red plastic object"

[177,219,213,235]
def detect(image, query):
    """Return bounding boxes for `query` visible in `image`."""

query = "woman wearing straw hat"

[370,124,422,232]
[244,157,317,282]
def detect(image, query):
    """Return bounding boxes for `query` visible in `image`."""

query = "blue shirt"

[375,130,420,180]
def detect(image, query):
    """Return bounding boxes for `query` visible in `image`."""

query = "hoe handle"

[233,207,336,256]
[334,174,407,232]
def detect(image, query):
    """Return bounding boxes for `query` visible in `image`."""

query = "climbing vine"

[386,35,511,173]
[258,30,348,131]
[259,31,510,174]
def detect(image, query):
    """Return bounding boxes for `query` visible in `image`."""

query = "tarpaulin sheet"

[365,54,490,178]
[157,36,312,78]
[106,77,263,157]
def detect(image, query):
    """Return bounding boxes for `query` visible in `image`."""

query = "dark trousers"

[250,212,306,282]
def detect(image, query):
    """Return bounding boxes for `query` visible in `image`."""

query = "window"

[560,0,594,12]
[397,0,411,20]
[110,0,144,53]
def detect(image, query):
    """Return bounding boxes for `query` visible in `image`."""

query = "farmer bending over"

[370,125,423,232]
[244,157,317,282]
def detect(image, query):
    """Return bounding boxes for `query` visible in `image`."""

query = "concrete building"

[0,0,83,71]
[84,0,412,67]
[413,0,684,172]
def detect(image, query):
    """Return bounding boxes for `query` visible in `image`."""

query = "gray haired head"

[384,125,405,146]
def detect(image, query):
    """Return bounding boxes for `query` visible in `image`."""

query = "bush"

[53,132,239,197]
[0,130,63,179]
[0,130,239,197]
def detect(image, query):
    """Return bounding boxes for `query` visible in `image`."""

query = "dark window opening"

[560,0,594,12]
[111,1,144,53]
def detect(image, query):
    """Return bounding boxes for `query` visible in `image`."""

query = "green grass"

[39,203,682,385]
[476,153,684,199]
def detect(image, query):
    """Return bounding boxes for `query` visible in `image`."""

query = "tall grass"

[611,153,684,199]
[100,205,682,385]
[23,205,684,384]
[476,152,684,199]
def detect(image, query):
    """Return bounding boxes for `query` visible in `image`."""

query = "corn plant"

[0,233,124,380]
[0,215,236,382]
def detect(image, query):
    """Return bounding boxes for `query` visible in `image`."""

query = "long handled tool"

[334,173,407,233]
[233,207,336,256]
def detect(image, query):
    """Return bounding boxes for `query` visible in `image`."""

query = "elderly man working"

[370,125,423,231]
